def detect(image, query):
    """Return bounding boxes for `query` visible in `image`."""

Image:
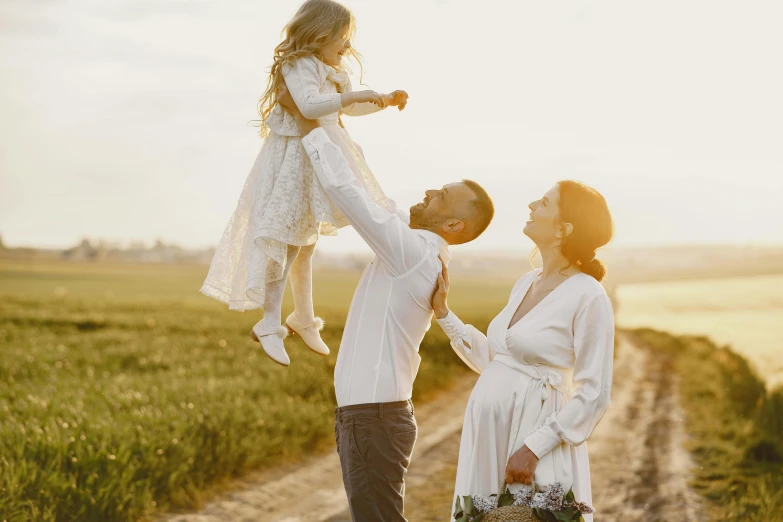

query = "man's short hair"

[461,179,494,242]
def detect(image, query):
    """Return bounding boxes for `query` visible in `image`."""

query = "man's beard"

[409,205,446,230]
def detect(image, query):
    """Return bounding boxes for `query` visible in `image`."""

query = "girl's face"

[320,30,351,67]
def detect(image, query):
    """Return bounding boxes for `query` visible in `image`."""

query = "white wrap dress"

[437,269,614,521]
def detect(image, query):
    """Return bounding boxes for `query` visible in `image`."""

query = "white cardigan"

[267,56,382,137]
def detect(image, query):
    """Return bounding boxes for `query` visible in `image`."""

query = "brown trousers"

[334,400,418,521]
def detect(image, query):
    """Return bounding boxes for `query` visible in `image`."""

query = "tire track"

[589,335,704,522]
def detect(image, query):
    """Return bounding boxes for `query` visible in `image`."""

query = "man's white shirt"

[302,128,449,407]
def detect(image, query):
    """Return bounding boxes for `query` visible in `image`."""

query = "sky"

[1,0,782,254]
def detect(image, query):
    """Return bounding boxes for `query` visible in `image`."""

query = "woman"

[432,181,614,521]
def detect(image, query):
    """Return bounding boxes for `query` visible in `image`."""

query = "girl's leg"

[253,244,300,366]
[289,243,316,323]
[262,244,301,330]
[286,242,330,355]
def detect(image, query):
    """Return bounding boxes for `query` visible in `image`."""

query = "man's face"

[409,182,476,231]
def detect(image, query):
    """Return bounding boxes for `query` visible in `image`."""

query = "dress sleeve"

[523,292,615,459]
[435,276,530,374]
[436,312,495,374]
[283,58,343,120]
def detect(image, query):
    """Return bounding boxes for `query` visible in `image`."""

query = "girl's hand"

[432,256,450,319]
[505,445,539,485]
[344,90,385,108]
[385,90,409,110]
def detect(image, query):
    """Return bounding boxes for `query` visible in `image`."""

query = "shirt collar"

[414,229,451,265]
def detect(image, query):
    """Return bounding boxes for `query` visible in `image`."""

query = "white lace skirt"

[200,124,388,311]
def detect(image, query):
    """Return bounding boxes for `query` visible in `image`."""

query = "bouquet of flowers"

[453,482,595,522]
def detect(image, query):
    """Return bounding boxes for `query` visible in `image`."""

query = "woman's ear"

[556,222,574,239]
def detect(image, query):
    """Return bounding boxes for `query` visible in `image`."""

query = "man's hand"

[505,445,539,485]
[432,256,450,319]
[384,90,408,111]
[278,87,319,135]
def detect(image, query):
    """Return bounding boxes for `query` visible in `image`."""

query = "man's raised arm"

[276,88,417,276]
[300,128,415,276]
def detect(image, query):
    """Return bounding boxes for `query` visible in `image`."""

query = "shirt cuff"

[301,127,330,159]
[523,423,563,459]
[436,311,466,342]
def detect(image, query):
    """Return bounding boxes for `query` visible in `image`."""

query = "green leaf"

[464,496,474,514]
[534,509,557,522]
[554,507,578,521]
[474,514,485,522]
[564,488,576,503]
[497,493,515,507]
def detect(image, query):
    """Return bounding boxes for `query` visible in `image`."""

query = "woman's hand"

[505,445,539,485]
[342,90,385,108]
[384,90,408,110]
[432,256,450,319]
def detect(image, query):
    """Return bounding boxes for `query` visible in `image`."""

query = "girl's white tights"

[289,243,316,324]
[262,245,300,331]
[261,243,316,330]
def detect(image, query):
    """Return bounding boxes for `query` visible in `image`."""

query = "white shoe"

[285,313,330,356]
[250,321,290,367]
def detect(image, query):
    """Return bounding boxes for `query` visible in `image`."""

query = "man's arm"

[277,86,420,276]
[300,128,417,276]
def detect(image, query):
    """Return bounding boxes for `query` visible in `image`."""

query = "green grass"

[629,329,783,522]
[0,259,513,522]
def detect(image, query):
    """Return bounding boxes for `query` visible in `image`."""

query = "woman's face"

[320,31,351,67]
[523,185,563,245]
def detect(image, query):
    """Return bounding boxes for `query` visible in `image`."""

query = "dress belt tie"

[492,353,574,463]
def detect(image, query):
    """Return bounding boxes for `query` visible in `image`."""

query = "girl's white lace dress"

[437,269,615,522]
[200,56,389,310]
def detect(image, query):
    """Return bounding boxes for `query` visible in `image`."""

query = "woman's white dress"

[437,269,614,521]
[200,56,389,310]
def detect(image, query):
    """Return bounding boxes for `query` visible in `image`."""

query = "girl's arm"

[283,57,384,120]
[343,90,409,117]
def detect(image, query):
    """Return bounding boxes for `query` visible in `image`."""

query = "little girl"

[200,0,408,367]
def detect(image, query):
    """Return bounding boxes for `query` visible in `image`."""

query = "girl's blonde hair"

[255,0,362,137]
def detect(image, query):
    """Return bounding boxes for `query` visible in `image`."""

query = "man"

[279,90,494,521]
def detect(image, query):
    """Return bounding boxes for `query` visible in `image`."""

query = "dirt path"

[588,334,704,522]
[167,334,704,522]
[165,375,477,522]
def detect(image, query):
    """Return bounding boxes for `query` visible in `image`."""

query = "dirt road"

[167,334,704,522]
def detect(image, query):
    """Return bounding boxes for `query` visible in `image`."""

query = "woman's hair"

[556,180,614,281]
[254,0,361,137]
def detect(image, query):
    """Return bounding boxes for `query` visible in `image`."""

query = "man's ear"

[443,219,465,235]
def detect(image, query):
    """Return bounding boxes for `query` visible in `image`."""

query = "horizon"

[2,0,782,253]
[5,235,783,255]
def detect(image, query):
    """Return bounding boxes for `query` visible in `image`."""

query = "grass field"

[0,259,514,522]
[630,329,783,522]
